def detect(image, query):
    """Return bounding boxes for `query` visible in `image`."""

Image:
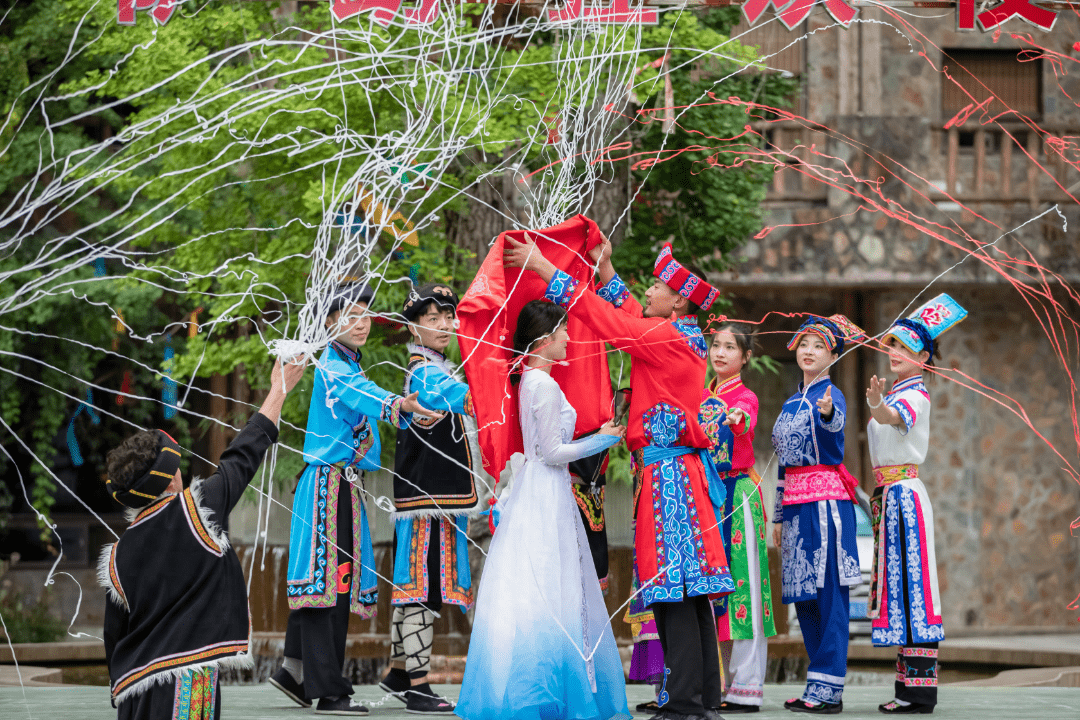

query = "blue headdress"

[883,294,968,357]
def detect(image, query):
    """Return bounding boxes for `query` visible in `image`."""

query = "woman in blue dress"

[456,300,629,720]
[771,316,864,715]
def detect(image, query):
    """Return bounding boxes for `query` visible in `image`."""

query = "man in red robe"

[505,231,734,720]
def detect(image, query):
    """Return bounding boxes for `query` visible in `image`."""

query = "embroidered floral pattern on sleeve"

[381,395,407,428]
[671,316,707,359]
[349,418,374,466]
[544,269,579,308]
[817,404,845,432]
[597,274,630,307]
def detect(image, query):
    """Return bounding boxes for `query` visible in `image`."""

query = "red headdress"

[652,243,719,311]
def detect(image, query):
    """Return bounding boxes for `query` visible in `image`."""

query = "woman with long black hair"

[456,300,628,720]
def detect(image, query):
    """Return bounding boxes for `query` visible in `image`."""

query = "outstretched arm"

[530,380,623,466]
[203,358,305,519]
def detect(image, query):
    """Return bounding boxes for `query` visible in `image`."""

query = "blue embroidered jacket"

[770,375,846,517]
[303,341,411,470]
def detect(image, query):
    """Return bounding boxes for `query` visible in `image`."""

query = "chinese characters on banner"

[119,0,1060,36]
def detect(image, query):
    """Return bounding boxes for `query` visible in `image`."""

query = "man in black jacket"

[100,358,304,719]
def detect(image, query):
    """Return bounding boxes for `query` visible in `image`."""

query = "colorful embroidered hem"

[172,665,218,720]
[391,515,473,610]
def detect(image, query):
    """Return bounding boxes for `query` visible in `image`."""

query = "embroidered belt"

[874,464,918,487]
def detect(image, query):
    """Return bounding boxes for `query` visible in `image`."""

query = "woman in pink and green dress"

[699,322,777,714]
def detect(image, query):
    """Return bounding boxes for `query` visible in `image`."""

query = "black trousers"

[283,479,354,700]
[894,509,939,706]
[652,594,723,716]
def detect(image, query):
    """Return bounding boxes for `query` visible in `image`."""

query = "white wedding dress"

[456,368,629,720]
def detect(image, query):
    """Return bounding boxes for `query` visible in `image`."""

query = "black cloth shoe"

[719,700,761,713]
[404,686,455,715]
[378,668,411,701]
[637,700,661,713]
[314,696,370,715]
[268,667,310,708]
[784,698,843,714]
[879,700,934,714]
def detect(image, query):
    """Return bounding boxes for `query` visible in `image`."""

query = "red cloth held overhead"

[456,215,615,480]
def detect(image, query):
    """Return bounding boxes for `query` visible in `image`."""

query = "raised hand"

[722,407,745,427]
[401,391,443,419]
[866,375,888,406]
[268,357,307,394]
[588,231,613,265]
[816,385,833,417]
[503,233,538,270]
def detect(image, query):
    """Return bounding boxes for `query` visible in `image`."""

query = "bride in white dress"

[456,300,630,720]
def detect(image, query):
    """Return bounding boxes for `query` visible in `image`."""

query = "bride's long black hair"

[510,300,568,386]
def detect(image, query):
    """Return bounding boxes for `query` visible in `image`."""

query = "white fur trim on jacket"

[112,650,254,705]
[97,543,128,611]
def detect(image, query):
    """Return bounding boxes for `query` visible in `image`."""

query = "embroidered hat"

[106,430,182,508]
[402,282,460,323]
[652,243,719,311]
[883,293,968,356]
[325,282,375,320]
[787,314,866,356]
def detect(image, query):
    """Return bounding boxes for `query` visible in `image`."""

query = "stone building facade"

[721,5,1080,631]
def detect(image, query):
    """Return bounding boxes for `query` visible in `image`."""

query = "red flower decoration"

[735,604,748,620]
[737,579,744,587]
[732,529,743,545]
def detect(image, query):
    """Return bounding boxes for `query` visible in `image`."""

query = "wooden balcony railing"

[751,120,1078,207]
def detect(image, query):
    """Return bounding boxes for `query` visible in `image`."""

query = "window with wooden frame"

[941,48,1042,123]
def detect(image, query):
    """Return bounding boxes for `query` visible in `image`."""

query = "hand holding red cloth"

[457,214,615,480]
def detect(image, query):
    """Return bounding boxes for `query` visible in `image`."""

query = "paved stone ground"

[3,682,1080,719]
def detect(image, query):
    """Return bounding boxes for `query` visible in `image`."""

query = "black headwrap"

[107,430,182,508]
[325,282,375,320]
[402,282,459,323]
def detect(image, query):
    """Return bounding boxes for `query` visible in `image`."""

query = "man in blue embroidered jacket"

[100,357,305,720]
[379,282,478,715]
[505,232,734,720]
[270,282,437,716]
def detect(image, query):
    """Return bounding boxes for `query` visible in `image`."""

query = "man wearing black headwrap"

[379,282,476,715]
[99,358,305,720]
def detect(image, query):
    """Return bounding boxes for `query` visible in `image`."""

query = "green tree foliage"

[618,8,800,278]
[0,1,789,527]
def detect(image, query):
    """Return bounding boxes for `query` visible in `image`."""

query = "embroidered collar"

[889,375,924,395]
[709,374,743,397]
[671,316,707,360]
[798,374,831,393]
[331,340,362,365]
